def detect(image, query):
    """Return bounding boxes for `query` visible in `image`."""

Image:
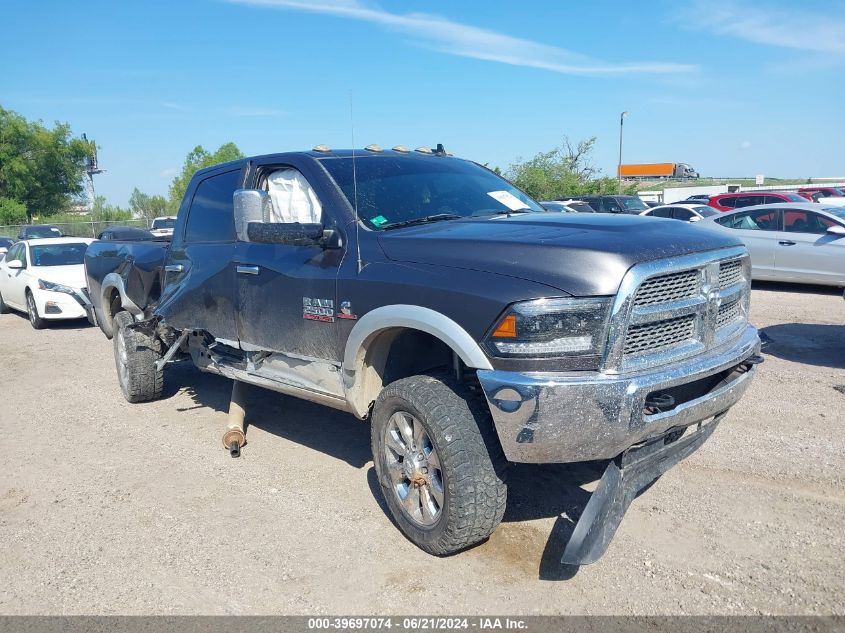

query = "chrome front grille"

[603,248,751,373]
[634,270,699,307]
[624,314,696,356]
[719,260,743,289]
[717,297,741,328]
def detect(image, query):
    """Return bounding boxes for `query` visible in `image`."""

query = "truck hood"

[376,213,742,296]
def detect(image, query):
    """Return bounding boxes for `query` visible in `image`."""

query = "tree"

[129,188,169,223]
[0,196,27,225]
[167,142,244,208]
[0,106,93,220]
[504,136,636,200]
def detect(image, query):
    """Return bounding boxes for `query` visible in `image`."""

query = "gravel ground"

[0,282,843,615]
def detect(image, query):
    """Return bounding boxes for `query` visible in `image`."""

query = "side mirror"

[6,259,24,270]
[689,216,702,222]
[247,222,341,248]
[826,224,845,236]
[233,189,273,242]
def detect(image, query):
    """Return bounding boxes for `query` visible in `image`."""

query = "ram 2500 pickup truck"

[85,146,761,565]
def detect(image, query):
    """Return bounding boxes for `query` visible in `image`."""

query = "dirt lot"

[0,282,843,615]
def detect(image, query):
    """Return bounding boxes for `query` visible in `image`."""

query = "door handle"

[164,264,184,273]
[778,240,796,246]
[236,265,260,275]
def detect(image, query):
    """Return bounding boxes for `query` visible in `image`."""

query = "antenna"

[350,95,363,274]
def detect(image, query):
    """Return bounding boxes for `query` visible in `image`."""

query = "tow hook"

[743,354,764,369]
[644,392,675,412]
[222,380,247,458]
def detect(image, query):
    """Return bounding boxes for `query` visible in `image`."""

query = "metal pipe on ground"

[222,380,247,457]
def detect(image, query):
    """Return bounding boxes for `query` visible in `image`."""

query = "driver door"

[2,243,29,308]
[234,161,345,364]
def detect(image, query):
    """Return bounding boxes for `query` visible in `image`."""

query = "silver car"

[701,203,845,287]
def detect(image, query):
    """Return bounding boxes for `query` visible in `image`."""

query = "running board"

[561,414,724,566]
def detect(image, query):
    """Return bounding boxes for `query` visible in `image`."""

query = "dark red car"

[708,191,807,211]
[798,187,845,202]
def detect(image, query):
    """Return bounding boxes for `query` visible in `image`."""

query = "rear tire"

[371,374,508,556]
[0,290,9,314]
[112,311,163,403]
[25,290,45,329]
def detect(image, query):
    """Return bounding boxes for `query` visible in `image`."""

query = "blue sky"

[2,0,844,205]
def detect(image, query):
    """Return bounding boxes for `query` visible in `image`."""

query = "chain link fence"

[0,219,150,239]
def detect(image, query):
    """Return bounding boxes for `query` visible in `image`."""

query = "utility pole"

[618,111,628,194]
[82,133,105,211]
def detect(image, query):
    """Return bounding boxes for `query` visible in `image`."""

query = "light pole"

[618,111,628,194]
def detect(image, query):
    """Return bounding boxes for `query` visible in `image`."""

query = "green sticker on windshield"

[371,215,388,227]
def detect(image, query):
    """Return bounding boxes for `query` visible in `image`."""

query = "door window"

[264,168,322,224]
[673,208,695,221]
[6,243,25,265]
[184,169,242,243]
[717,209,780,231]
[733,195,760,208]
[603,198,622,213]
[783,210,837,234]
[716,196,737,209]
[651,207,673,218]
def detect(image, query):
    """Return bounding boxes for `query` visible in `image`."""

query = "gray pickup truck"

[85,146,761,565]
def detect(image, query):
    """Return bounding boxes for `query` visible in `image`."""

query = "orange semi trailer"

[619,163,699,179]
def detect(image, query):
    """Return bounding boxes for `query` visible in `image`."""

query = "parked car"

[798,187,845,198]
[565,195,649,214]
[701,203,845,286]
[149,216,177,237]
[684,194,713,203]
[643,200,661,208]
[17,224,63,240]
[97,226,157,241]
[639,203,719,222]
[0,237,94,328]
[85,147,760,567]
[708,191,807,212]
[540,200,595,213]
[0,237,14,259]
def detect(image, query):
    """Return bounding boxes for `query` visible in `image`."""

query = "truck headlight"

[483,297,612,358]
[38,279,76,294]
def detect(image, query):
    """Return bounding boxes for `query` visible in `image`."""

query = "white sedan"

[0,237,94,329]
[700,203,845,287]
[639,203,719,222]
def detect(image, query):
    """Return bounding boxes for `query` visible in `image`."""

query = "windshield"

[620,196,648,211]
[30,243,88,266]
[783,193,806,202]
[152,218,176,229]
[0,238,12,249]
[26,226,62,238]
[319,156,544,230]
[822,207,845,221]
[693,206,718,217]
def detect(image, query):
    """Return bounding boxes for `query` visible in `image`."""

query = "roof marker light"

[312,144,331,152]
[392,145,410,153]
[415,146,434,155]
[364,144,383,152]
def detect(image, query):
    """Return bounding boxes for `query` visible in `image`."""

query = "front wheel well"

[349,327,481,418]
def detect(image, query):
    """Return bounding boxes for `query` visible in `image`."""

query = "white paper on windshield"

[487,190,529,211]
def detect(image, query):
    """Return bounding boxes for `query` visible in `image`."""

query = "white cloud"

[227,0,696,75]
[682,1,845,53]
[740,140,752,150]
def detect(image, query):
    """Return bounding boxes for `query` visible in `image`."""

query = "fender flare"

[342,304,493,387]
[101,272,143,319]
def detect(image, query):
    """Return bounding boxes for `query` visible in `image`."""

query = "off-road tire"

[112,311,163,403]
[25,290,45,329]
[371,374,508,556]
[0,290,9,314]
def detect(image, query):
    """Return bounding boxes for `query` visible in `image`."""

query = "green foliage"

[0,105,93,219]
[503,137,637,200]
[129,187,169,223]
[0,196,27,225]
[167,142,244,208]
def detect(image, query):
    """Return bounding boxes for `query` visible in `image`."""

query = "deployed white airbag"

[266,168,322,224]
